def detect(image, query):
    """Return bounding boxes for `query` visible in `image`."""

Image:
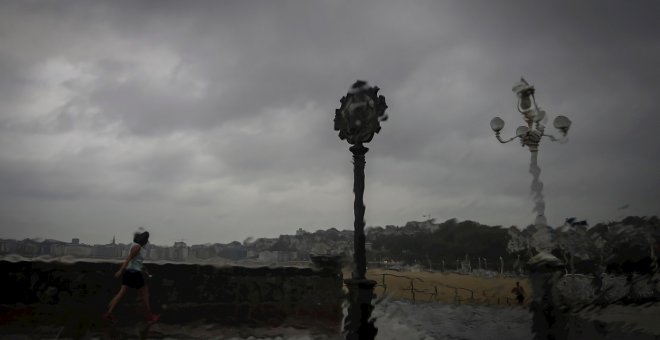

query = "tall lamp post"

[490,78,571,226]
[334,80,388,340]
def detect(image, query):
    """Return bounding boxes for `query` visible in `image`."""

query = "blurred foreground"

[1,299,533,340]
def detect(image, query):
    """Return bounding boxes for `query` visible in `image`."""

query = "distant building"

[17,239,40,257]
[216,241,247,260]
[92,238,122,258]
[62,243,92,257]
[40,239,67,256]
[169,241,188,261]
[258,250,279,263]
[189,244,214,259]
[267,238,298,261]
[0,239,18,254]
[146,244,167,260]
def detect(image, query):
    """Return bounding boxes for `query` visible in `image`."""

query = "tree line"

[366,216,659,275]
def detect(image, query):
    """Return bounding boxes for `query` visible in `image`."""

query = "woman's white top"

[126,242,145,271]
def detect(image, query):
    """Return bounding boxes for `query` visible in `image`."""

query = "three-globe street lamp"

[490,78,571,148]
[490,78,572,226]
[334,80,388,340]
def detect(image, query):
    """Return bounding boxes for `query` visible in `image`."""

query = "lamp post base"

[343,278,377,340]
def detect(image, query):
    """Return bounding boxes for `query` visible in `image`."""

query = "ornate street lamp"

[334,80,388,340]
[490,78,572,226]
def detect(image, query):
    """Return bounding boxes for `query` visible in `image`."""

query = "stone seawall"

[526,253,660,339]
[1,259,344,330]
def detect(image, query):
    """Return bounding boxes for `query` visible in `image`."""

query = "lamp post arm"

[495,132,519,144]
[542,134,558,142]
[542,132,568,143]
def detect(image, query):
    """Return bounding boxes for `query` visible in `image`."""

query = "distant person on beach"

[104,229,159,323]
[511,281,525,305]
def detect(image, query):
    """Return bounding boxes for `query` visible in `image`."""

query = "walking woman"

[511,281,526,305]
[104,229,159,323]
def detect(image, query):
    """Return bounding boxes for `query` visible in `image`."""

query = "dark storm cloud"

[0,0,658,244]
[86,1,449,136]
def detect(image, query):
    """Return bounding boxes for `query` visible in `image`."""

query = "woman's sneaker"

[147,313,160,323]
[102,313,117,325]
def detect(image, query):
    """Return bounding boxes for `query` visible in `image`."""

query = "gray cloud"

[0,0,658,245]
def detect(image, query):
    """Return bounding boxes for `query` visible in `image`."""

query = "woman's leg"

[139,285,159,321]
[138,285,151,313]
[106,285,128,315]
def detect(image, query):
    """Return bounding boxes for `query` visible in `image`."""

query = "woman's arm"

[115,245,140,278]
[142,264,151,278]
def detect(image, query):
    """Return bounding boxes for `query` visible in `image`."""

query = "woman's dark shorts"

[122,269,145,289]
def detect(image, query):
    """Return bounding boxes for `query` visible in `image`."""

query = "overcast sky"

[1,1,658,246]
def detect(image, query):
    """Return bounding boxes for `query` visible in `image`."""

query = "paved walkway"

[576,303,660,338]
[3,301,658,339]
[1,322,341,339]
